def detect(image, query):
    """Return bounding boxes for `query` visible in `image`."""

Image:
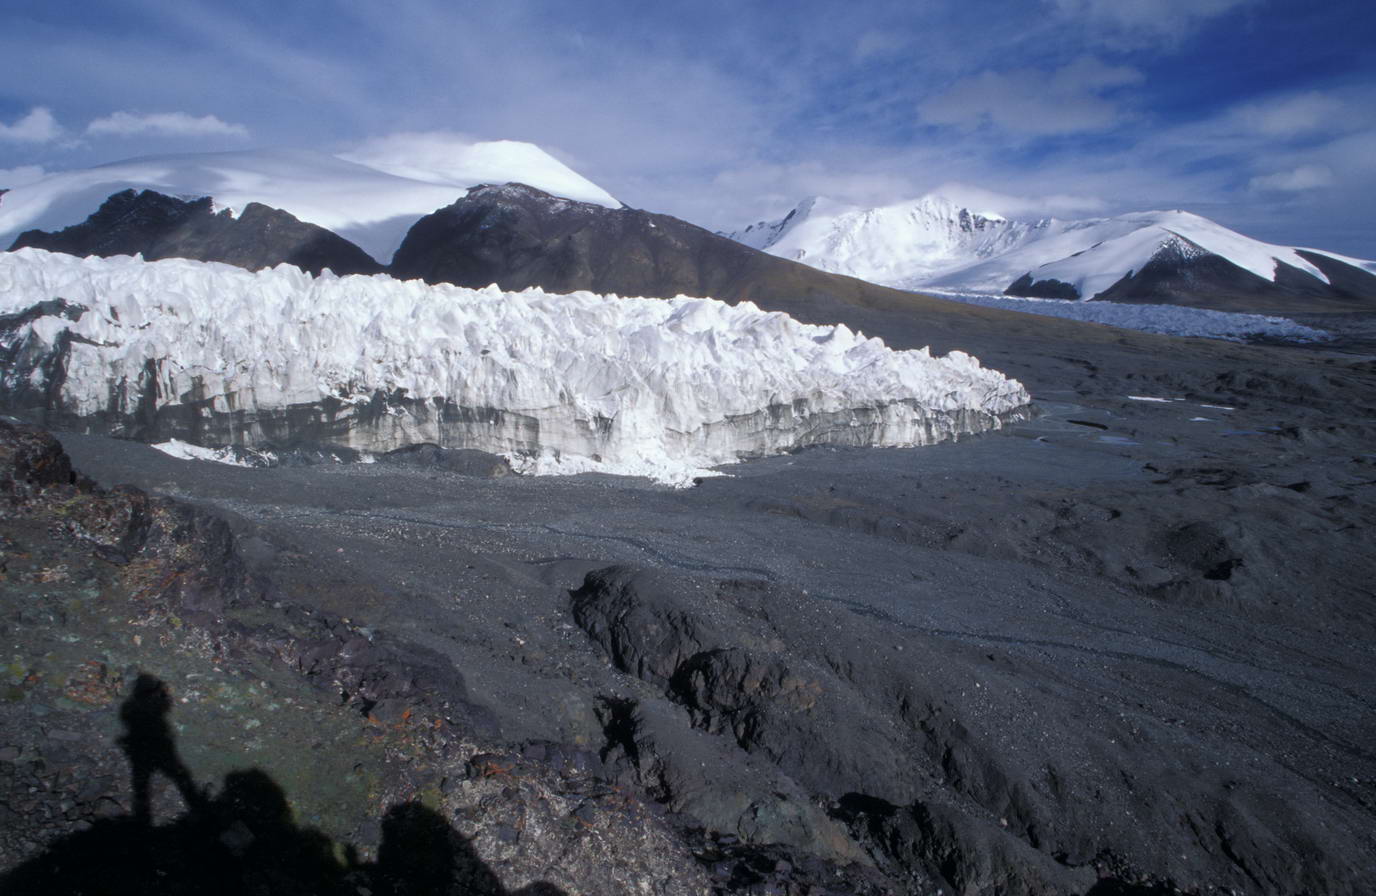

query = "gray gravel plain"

[46,298,1376,893]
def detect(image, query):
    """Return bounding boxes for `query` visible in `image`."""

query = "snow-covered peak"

[0,143,619,265]
[728,192,1049,286]
[1127,209,1329,283]
[930,208,1346,298]
[727,192,1374,302]
[725,196,856,251]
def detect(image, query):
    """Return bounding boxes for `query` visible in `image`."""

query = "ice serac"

[0,249,1029,485]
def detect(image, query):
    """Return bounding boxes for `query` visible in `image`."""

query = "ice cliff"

[0,248,1029,483]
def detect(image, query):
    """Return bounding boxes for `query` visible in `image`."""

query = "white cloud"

[1049,0,1255,45]
[0,165,47,188]
[920,58,1143,136]
[341,131,486,182]
[0,107,62,143]
[1317,130,1376,175]
[1249,164,1335,193]
[86,111,249,139]
[928,182,1108,217]
[1234,92,1344,136]
[340,131,620,206]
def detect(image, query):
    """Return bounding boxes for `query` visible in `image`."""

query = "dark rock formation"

[387,183,943,321]
[1296,248,1376,300]
[10,189,382,276]
[1004,273,1080,300]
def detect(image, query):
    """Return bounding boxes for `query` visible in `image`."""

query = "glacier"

[922,290,1332,343]
[0,249,1029,485]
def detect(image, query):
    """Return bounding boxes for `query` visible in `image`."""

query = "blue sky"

[1,0,1373,255]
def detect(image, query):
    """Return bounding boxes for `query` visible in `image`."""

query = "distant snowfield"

[923,288,1330,343]
[0,142,620,264]
[0,249,1028,485]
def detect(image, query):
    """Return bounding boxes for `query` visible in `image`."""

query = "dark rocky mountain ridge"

[393,183,964,316]
[10,189,383,276]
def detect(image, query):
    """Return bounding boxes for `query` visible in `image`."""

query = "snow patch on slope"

[0,249,1028,485]
[153,439,265,467]
[0,144,619,265]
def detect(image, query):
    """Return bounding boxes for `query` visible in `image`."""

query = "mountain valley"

[1,147,1374,895]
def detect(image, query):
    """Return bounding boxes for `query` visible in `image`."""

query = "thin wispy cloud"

[919,58,1144,136]
[853,30,906,62]
[1048,0,1258,45]
[928,183,1109,217]
[0,165,47,187]
[1249,164,1335,193]
[1233,92,1345,136]
[87,111,249,139]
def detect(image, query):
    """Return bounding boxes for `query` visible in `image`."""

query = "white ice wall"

[0,249,1029,483]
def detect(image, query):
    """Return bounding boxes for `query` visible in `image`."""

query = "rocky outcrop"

[10,189,382,276]
[1004,273,1080,300]
[569,564,1375,895]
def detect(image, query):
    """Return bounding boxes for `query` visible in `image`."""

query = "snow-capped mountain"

[0,248,1027,484]
[0,142,619,265]
[926,209,1374,297]
[726,194,1052,286]
[727,195,1376,312]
